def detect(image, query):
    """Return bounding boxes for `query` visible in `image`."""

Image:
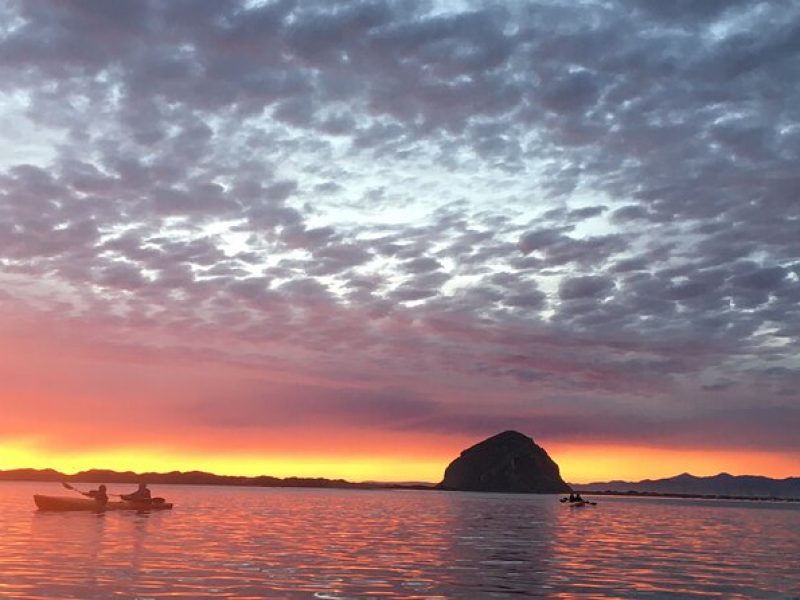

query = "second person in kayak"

[121,482,152,504]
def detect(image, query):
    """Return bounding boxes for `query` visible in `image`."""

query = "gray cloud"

[0,0,798,457]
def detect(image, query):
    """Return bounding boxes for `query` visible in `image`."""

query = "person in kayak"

[83,484,109,507]
[568,493,576,502]
[120,482,152,504]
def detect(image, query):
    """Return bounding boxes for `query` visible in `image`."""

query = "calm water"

[1,482,798,599]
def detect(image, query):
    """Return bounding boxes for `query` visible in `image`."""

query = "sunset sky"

[0,1,798,484]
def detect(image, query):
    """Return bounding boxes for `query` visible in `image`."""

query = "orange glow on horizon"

[1,324,797,486]
[0,438,797,484]
[0,439,446,483]
[552,443,800,484]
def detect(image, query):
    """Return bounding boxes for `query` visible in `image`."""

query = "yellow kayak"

[34,494,173,511]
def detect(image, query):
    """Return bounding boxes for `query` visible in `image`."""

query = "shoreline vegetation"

[2,467,798,503]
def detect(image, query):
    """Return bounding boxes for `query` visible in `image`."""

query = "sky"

[0,0,798,484]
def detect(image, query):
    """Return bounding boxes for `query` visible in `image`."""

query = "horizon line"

[1,465,797,486]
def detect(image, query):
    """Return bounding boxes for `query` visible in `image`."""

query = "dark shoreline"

[3,468,799,502]
[575,489,800,503]
[0,467,432,491]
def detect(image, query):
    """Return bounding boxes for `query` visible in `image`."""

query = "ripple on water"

[0,483,798,598]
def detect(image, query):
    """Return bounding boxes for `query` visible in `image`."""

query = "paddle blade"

[62,482,75,491]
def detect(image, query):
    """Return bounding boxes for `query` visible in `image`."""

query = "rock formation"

[438,430,572,493]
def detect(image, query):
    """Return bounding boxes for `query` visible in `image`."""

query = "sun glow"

[553,444,800,484]
[0,440,445,483]
[1,437,797,486]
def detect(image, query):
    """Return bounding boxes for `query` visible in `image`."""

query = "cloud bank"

[0,0,798,469]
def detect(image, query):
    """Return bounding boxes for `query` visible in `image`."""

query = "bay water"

[1,481,798,598]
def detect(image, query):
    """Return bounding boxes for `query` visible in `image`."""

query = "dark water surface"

[1,482,798,598]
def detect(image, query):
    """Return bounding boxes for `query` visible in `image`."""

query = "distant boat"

[560,497,597,507]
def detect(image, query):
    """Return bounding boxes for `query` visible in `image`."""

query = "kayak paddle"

[62,482,164,502]
[63,482,109,496]
[62,482,84,494]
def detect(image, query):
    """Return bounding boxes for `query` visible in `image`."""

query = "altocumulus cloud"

[0,0,798,453]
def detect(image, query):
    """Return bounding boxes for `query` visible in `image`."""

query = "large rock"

[438,430,572,493]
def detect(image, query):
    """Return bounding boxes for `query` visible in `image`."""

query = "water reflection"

[0,483,798,598]
[437,492,556,595]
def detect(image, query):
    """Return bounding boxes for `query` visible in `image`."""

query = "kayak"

[569,500,588,507]
[34,495,173,511]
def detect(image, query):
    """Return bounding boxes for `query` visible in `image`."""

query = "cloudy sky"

[0,0,798,482]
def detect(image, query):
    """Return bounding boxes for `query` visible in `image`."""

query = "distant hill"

[6,465,796,499]
[0,468,65,482]
[0,467,375,489]
[438,430,572,493]
[576,473,800,499]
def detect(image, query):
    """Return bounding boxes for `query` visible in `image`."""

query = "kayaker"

[574,492,584,502]
[83,484,109,507]
[121,482,152,504]
[568,493,576,502]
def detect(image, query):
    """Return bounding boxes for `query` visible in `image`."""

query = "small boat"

[34,495,173,511]
[560,497,597,507]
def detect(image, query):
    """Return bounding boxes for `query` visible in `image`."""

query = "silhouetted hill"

[438,430,572,493]
[0,468,64,481]
[577,473,800,499]
[5,464,795,499]
[0,468,371,489]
